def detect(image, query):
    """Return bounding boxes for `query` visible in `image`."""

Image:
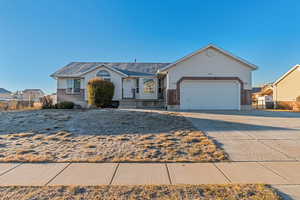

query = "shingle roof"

[51,62,170,78]
[0,88,11,94]
[112,68,155,77]
[251,87,262,93]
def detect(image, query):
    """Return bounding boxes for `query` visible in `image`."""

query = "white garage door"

[180,80,240,110]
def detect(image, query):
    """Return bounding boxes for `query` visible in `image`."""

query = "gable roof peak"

[158,44,258,72]
[273,64,300,85]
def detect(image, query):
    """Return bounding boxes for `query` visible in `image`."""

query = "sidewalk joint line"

[213,163,231,183]
[257,162,289,181]
[257,140,294,160]
[237,130,256,140]
[109,163,120,185]
[0,163,23,177]
[45,163,71,186]
[165,163,172,185]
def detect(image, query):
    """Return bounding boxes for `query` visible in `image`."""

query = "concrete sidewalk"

[1,161,300,185]
[0,162,299,199]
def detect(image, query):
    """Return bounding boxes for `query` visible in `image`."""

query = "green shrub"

[55,101,74,109]
[88,78,115,107]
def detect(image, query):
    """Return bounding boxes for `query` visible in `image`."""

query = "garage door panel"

[180,80,240,110]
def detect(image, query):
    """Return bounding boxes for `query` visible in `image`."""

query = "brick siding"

[57,89,85,103]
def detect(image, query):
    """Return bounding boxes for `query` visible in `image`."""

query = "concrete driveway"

[181,110,300,199]
[181,110,300,162]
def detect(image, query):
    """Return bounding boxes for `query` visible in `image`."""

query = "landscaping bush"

[88,78,115,107]
[55,101,74,109]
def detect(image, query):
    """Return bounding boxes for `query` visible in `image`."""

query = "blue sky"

[0,0,299,93]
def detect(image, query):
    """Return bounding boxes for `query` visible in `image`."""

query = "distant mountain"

[0,88,11,94]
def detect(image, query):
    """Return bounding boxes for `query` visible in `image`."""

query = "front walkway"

[0,162,299,198]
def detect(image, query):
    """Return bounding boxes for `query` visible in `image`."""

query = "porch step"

[119,99,165,109]
[73,101,88,108]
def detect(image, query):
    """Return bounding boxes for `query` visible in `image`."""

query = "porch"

[121,76,165,101]
[119,99,166,109]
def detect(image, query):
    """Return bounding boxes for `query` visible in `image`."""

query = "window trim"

[143,78,155,94]
[66,79,81,94]
[96,70,111,81]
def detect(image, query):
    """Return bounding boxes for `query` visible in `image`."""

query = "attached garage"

[158,44,258,110]
[180,80,241,110]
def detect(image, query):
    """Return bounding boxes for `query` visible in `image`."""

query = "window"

[96,70,111,81]
[143,78,155,94]
[66,79,81,94]
[136,79,139,93]
[158,79,162,93]
[66,79,73,93]
[73,79,81,93]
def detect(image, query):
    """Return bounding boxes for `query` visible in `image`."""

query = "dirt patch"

[0,184,281,200]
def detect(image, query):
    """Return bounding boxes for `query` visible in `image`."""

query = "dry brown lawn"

[0,130,226,162]
[0,184,281,200]
[0,109,227,162]
[0,109,192,135]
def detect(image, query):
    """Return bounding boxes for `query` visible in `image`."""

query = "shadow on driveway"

[184,116,298,132]
[180,109,300,118]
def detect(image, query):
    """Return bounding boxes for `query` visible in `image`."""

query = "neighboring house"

[0,88,12,100]
[251,87,263,105]
[11,91,23,100]
[22,89,45,101]
[51,44,258,110]
[252,84,274,109]
[252,87,262,94]
[273,64,300,110]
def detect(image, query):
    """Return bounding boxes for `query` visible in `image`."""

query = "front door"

[123,78,135,98]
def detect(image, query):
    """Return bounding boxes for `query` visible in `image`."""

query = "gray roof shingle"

[51,62,170,77]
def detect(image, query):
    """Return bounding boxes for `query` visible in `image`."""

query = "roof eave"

[50,74,58,80]
[79,64,129,77]
[273,64,300,86]
[159,44,259,72]
[50,75,84,79]
[127,75,156,78]
[51,64,129,79]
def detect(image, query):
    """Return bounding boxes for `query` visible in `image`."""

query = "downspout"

[121,78,124,99]
[273,84,277,108]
